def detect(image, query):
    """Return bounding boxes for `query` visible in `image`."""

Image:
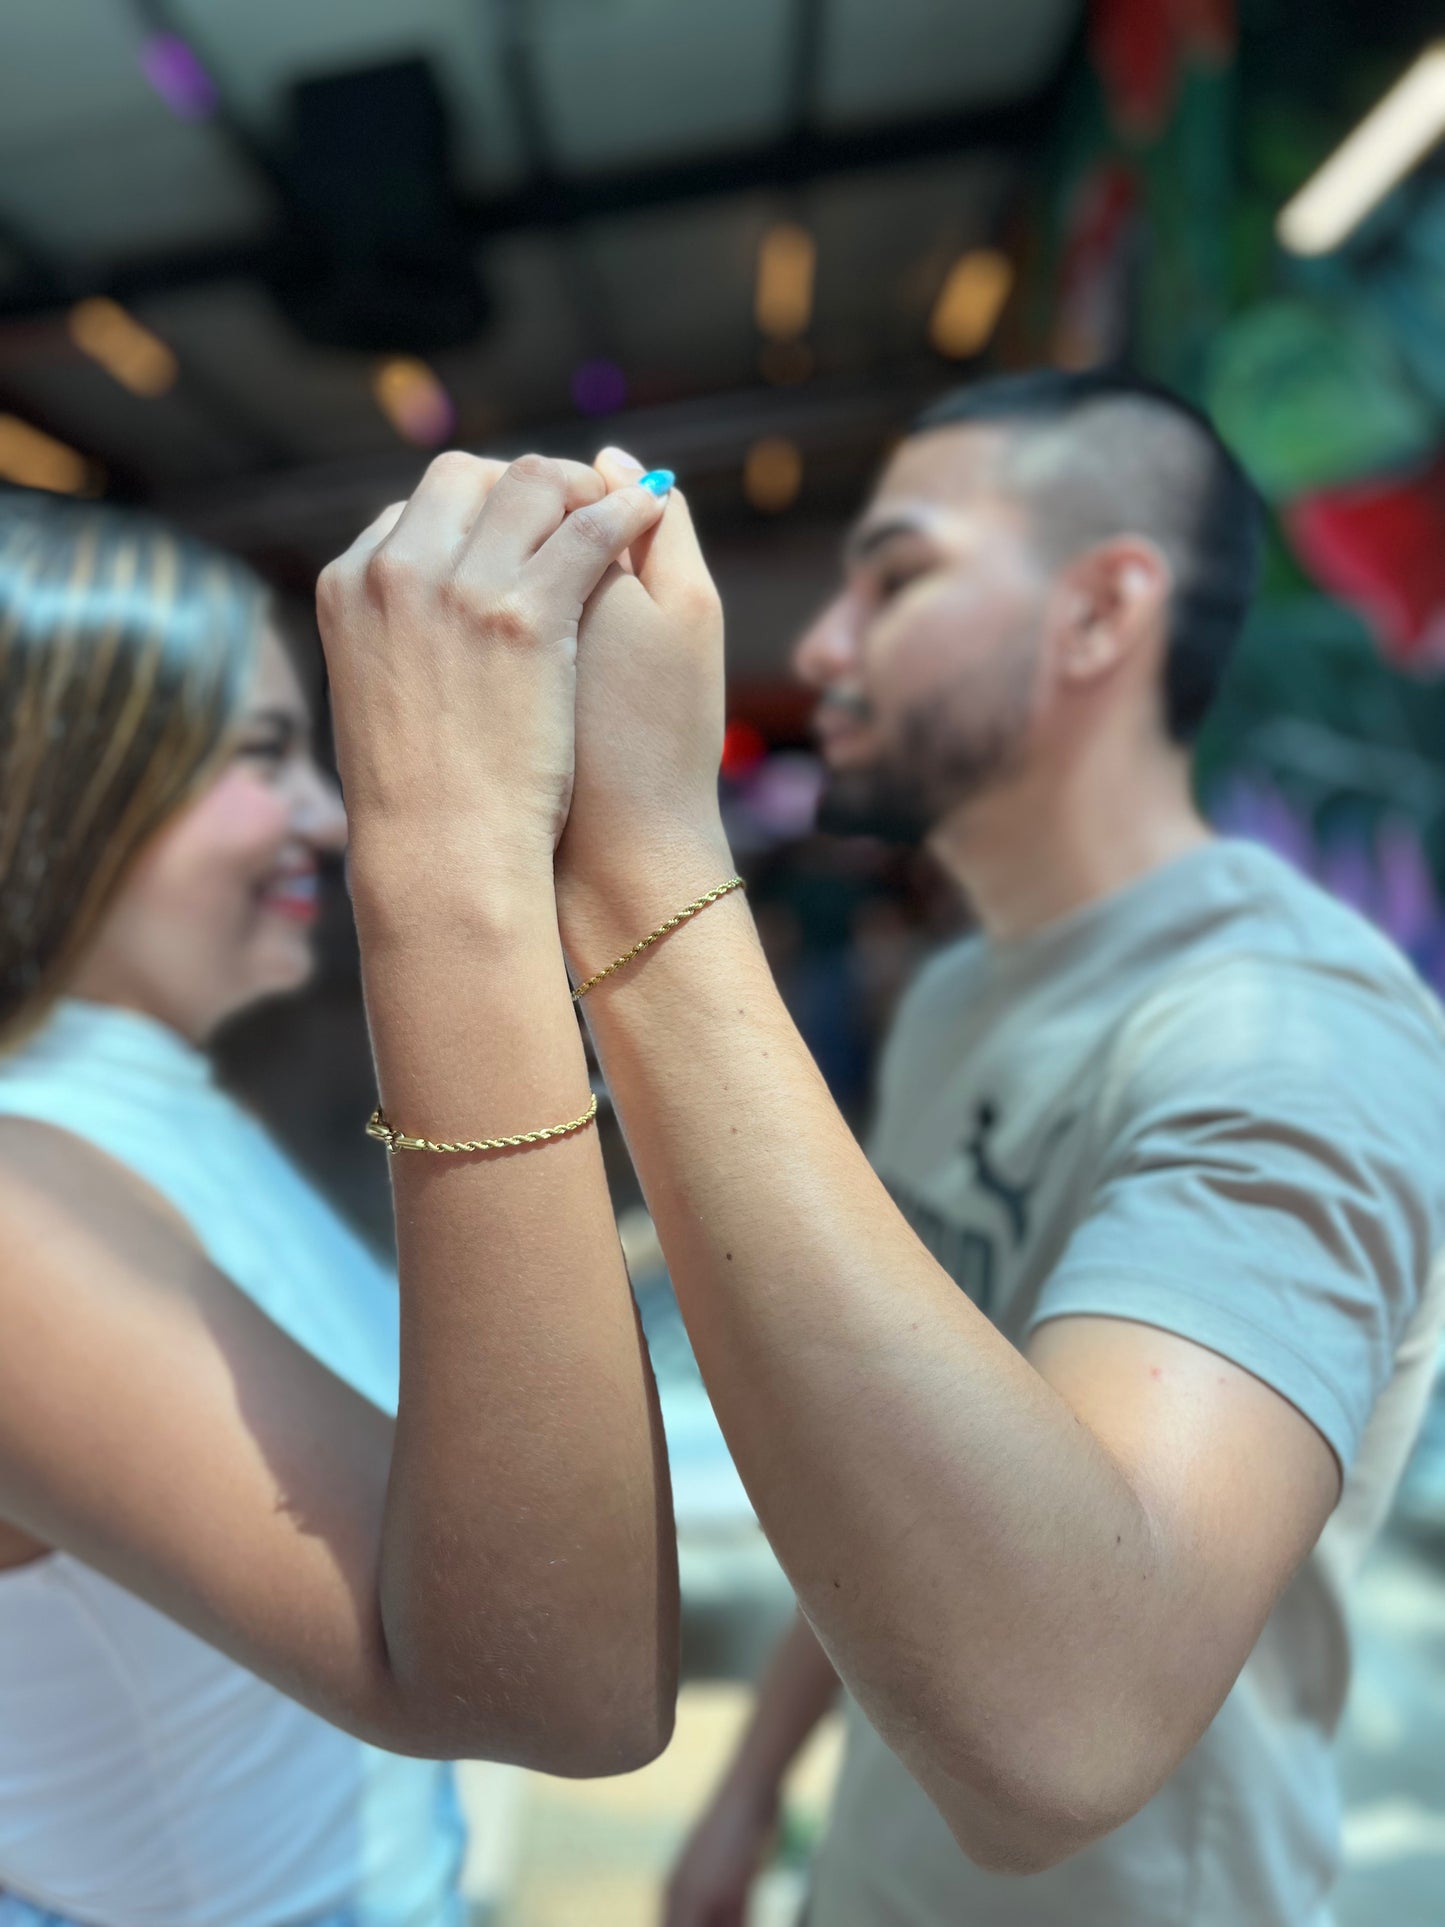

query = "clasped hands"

[316,447,733,962]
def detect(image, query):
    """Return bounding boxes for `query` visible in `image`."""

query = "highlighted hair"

[0,493,264,1045]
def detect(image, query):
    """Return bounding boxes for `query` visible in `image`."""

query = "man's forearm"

[354,847,678,1772]
[570,877,1181,1857]
[725,1610,840,1805]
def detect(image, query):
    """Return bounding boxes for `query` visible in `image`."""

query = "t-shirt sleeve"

[1029,956,1445,1473]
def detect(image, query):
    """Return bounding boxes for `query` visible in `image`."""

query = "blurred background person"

[0,491,675,1927]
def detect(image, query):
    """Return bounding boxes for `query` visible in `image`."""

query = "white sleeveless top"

[0,1000,467,1926]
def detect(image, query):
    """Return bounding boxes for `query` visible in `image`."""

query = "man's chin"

[813,766,934,845]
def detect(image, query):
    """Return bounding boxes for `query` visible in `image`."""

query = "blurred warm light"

[1278,43,1445,255]
[743,437,803,514]
[755,223,816,341]
[68,299,179,398]
[0,416,101,495]
[372,358,455,447]
[721,719,768,780]
[759,340,815,386]
[928,249,1015,359]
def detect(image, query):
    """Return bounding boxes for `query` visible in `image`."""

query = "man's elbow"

[946,1784,1142,1877]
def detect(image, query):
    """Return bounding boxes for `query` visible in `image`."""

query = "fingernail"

[600,446,645,475]
[639,469,675,497]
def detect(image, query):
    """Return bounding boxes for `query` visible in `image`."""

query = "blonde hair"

[0,492,264,1046]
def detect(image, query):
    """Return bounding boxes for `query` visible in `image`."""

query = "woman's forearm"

[355,842,678,1772]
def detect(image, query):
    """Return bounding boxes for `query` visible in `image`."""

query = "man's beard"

[814,691,1029,845]
[814,761,935,843]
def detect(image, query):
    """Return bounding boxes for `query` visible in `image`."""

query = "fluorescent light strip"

[1278,42,1445,256]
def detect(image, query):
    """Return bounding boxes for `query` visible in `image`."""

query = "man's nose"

[792,592,860,689]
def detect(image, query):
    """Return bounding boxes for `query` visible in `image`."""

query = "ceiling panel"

[139,281,391,464]
[168,0,528,191]
[439,233,591,431]
[818,0,1079,126]
[0,0,272,258]
[530,0,792,171]
[0,0,156,146]
[0,351,258,486]
[576,195,773,398]
[809,156,1016,366]
[0,124,272,259]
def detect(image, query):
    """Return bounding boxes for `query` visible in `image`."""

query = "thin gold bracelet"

[571,876,745,1002]
[366,1091,598,1156]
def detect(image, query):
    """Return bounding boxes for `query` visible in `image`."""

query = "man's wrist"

[557,820,737,975]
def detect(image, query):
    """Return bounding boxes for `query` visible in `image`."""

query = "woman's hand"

[317,450,670,899]
[557,447,734,967]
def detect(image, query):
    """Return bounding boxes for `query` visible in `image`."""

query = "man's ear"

[1051,538,1172,691]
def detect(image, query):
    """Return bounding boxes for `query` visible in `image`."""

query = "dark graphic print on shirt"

[885,1099,1076,1317]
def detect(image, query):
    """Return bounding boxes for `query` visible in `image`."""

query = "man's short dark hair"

[912,370,1264,744]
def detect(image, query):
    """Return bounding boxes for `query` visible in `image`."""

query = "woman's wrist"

[347,818,560,950]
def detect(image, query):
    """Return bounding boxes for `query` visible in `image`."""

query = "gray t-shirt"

[809,840,1445,1927]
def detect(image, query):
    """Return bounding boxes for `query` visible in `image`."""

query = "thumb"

[594,445,655,576]
[594,447,709,606]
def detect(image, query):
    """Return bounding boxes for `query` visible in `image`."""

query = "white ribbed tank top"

[0,1001,466,1926]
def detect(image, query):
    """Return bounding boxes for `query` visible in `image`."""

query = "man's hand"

[663,1782,777,1927]
[557,447,733,968]
[317,450,669,899]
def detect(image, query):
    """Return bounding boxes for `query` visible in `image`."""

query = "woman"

[0,476,678,1926]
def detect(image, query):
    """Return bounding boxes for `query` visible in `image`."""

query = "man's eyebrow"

[843,516,931,565]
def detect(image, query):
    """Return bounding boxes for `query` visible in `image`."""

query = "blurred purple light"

[139,34,219,121]
[571,359,627,416]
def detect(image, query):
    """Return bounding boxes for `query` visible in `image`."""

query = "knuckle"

[426,449,478,486]
[363,542,413,602]
[314,559,345,616]
[484,591,535,645]
[565,502,618,552]
[680,578,722,622]
[509,451,562,491]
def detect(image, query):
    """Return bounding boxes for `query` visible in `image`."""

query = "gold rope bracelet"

[571,875,746,1001]
[365,877,743,1155]
[367,1091,598,1157]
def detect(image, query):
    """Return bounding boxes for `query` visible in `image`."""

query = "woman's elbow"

[466,1666,676,1778]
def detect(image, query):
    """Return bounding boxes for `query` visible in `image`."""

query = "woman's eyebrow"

[240,706,304,740]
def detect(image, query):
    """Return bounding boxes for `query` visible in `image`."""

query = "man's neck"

[927,745,1211,943]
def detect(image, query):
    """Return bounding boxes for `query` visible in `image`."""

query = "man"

[589,373,1445,1924]
[321,372,1445,1926]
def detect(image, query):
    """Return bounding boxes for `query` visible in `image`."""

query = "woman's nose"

[295,764,349,853]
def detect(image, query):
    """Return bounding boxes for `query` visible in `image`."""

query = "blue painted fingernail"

[638,469,675,497]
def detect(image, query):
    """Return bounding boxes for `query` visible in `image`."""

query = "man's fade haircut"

[912,370,1264,744]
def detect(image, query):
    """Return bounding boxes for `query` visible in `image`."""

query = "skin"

[67,629,348,1040]
[322,432,1339,1874]
[0,464,682,1777]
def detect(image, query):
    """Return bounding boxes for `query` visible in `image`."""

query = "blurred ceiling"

[0,0,1082,575]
